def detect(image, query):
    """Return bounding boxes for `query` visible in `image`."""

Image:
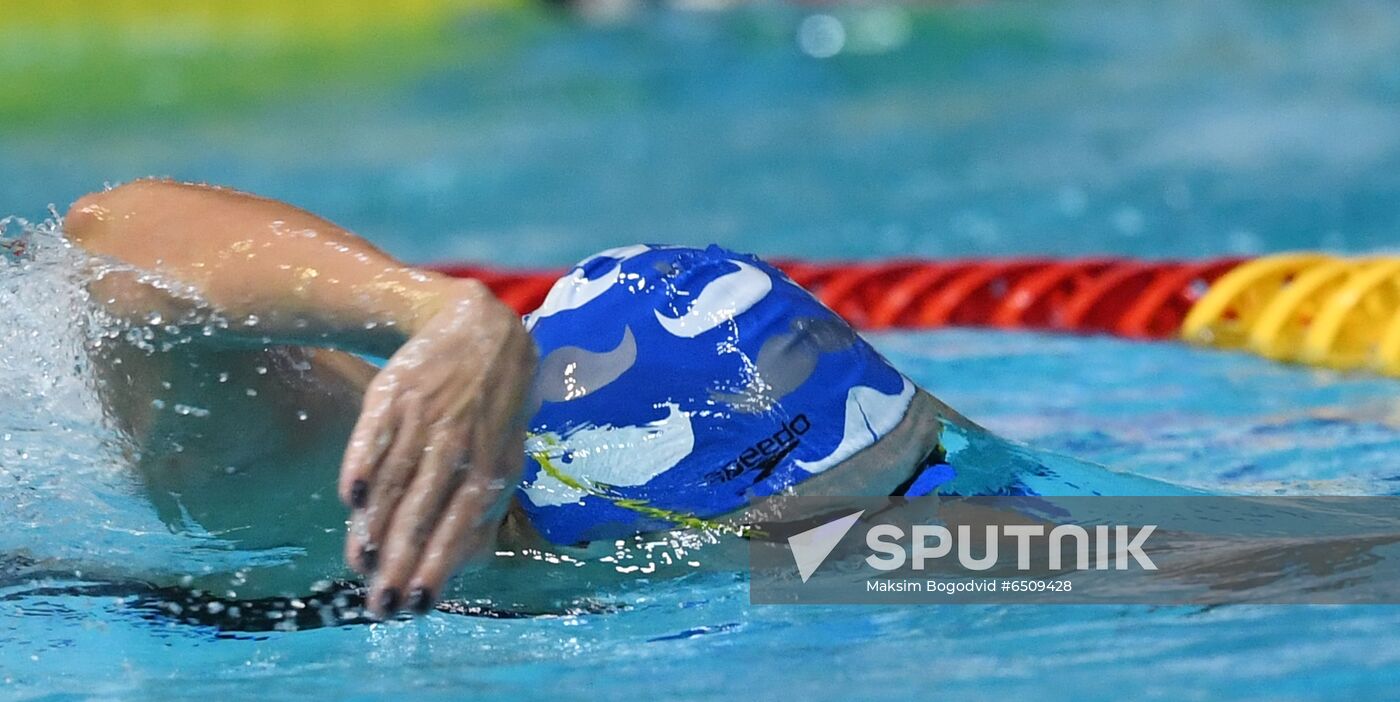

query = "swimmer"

[63,179,1190,618]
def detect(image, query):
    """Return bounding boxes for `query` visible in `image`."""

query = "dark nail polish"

[377,587,401,613]
[359,544,378,572]
[407,587,434,614]
[350,480,369,509]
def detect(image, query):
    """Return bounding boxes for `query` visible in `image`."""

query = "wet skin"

[69,180,535,616]
[66,179,951,614]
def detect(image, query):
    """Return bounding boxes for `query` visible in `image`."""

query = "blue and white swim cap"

[520,245,920,545]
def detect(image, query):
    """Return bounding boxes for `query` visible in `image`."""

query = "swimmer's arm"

[65,179,466,358]
[65,180,537,617]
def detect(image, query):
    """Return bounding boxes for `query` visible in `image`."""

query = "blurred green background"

[2,0,1397,265]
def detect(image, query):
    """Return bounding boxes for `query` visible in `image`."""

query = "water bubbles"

[151,399,166,410]
[243,314,260,327]
[847,6,912,53]
[1112,206,1146,237]
[145,311,164,326]
[795,8,911,60]
[1227,228,1264,253]
[245,388,258,397]
[254,366,268,375]
[798,14,846,59]
[217,371,229,383]
[172,403,210,418]
[296,409,309,421]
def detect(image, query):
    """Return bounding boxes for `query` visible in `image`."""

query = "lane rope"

[429,253,1400,377]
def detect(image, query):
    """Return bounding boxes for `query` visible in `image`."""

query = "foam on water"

[0,219,292,579]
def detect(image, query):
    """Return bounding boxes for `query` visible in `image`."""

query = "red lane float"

[426,254,1399,377]
[424,256,1244,340]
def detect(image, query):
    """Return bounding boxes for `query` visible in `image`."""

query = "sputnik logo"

[787,510,865,583]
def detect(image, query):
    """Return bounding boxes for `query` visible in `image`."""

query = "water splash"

[0,218,264,579]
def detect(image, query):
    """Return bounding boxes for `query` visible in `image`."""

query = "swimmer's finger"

[408,465,513,610]
[346,393,426,574]
[367,425,467,615]
[405,406,523,607]
[338,380,399,505]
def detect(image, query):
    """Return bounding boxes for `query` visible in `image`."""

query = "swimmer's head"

[518,245,917,545]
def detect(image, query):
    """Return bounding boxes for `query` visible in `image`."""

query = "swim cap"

[519,245,919,545]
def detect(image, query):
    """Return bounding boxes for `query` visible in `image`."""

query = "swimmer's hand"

[64,180,537,617]
[338,280,536,617]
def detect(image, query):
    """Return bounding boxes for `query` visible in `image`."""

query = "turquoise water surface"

[3,1,1400,700]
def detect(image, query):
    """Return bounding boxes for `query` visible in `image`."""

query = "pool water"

[3,1,1400,700]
